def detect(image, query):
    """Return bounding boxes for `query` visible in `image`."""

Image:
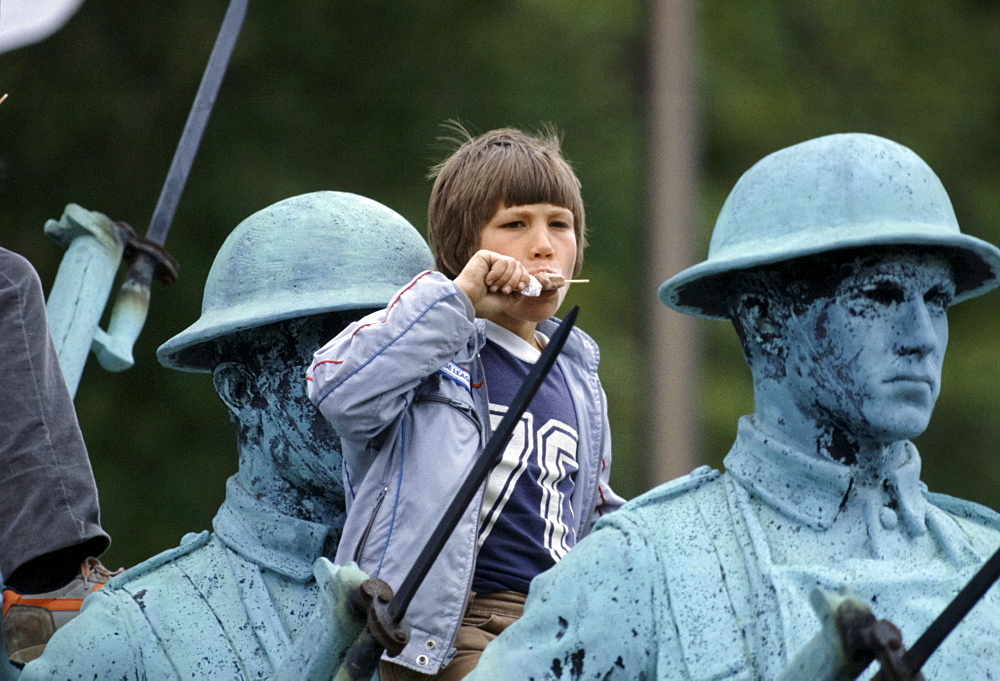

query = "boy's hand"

[454,250,530,318]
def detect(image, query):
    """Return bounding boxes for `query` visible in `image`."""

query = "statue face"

[220,314,360,511]
[780,251,954,446]
[260,365,346,499]
[258,315,354,502]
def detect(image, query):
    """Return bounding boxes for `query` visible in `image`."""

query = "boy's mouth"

[523,272,567,297]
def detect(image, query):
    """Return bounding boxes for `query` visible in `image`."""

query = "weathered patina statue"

[466,133,1000,679]
[17,191,433,680]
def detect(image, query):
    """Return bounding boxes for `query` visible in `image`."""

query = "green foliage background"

[1,1,999,569]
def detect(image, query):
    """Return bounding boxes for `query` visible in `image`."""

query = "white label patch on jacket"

[437,362,472,392]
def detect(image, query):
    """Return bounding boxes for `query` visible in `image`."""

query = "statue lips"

[883,373,937,409]
[886,374,933,386]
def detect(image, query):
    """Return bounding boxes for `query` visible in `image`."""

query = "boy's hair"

[427,125,587,279]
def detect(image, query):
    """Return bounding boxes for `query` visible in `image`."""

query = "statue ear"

[212,361,255,415]
[735,292,787,359]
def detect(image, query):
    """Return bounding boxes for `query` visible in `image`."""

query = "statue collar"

[212,476,338,581]
[724,416,927,534]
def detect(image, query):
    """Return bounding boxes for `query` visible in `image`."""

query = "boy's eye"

[550,221,570,229]
[502,221,524,229]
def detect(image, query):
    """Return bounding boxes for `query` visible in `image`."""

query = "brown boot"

[2,557,123,666]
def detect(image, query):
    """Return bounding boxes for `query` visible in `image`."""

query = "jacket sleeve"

[590,382,626,529]
[306,270,477,443]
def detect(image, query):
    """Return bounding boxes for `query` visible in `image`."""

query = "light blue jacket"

[307,271,623,674]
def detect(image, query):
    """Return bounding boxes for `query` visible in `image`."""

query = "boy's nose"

[529,223,555,258]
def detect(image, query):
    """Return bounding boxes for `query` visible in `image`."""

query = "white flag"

[0,0,85,54]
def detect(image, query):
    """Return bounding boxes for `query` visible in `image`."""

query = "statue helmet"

[157,191,434,372]
[659,133,1000,319]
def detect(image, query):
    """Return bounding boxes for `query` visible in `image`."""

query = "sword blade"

[146,0,248,246]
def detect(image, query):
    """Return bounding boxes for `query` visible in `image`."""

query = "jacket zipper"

[353,485,388,564]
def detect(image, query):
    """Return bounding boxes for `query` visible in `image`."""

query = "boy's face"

[480,202,578,329]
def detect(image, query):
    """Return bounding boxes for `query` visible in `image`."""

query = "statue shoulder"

[925,491,1000,524]
[586,466,758,680]
[594,465,723,533]
[23,533,221,680]
[611,465,721,514]
[104,530,215,593]
[924,490,1000,546]
[56,532,268,680]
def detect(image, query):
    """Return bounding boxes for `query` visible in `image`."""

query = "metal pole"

[645,0,700,485]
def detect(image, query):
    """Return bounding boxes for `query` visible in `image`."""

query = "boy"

[307,127,623,680]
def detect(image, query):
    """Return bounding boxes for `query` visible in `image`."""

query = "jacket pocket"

[413,394,481,431]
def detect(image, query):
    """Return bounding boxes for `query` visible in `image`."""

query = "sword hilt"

[336,579,411,681]
[94,230,179,372]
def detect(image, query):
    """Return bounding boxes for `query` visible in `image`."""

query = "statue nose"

[897,298,940,357]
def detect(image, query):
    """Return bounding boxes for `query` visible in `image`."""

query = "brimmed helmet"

[158,191,433,372]
[659,133,1000,319]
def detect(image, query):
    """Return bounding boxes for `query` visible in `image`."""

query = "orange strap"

[2,585,107,616]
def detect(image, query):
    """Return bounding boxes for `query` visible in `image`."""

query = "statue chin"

[856,403,935,447]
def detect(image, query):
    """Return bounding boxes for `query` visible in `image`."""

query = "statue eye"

[924,285,953,311]
[857,282,904,306]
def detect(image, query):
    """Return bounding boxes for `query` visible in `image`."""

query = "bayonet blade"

[147,0,247,246]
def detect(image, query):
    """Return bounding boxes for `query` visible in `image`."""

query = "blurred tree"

[0,0,643,568]
[2,0,999,572]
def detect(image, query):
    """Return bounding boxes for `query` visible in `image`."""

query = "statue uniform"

[19,477,342,681]
[468,417,1000,679]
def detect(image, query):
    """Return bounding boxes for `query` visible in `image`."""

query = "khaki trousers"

[379,590,526,681]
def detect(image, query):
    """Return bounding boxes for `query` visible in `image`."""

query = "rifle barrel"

[146,0,247,246]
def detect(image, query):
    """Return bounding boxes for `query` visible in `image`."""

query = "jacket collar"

[724,416,927,534]
[537,316,600,373]
[471,316,599,373]
[212,476,338,581]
